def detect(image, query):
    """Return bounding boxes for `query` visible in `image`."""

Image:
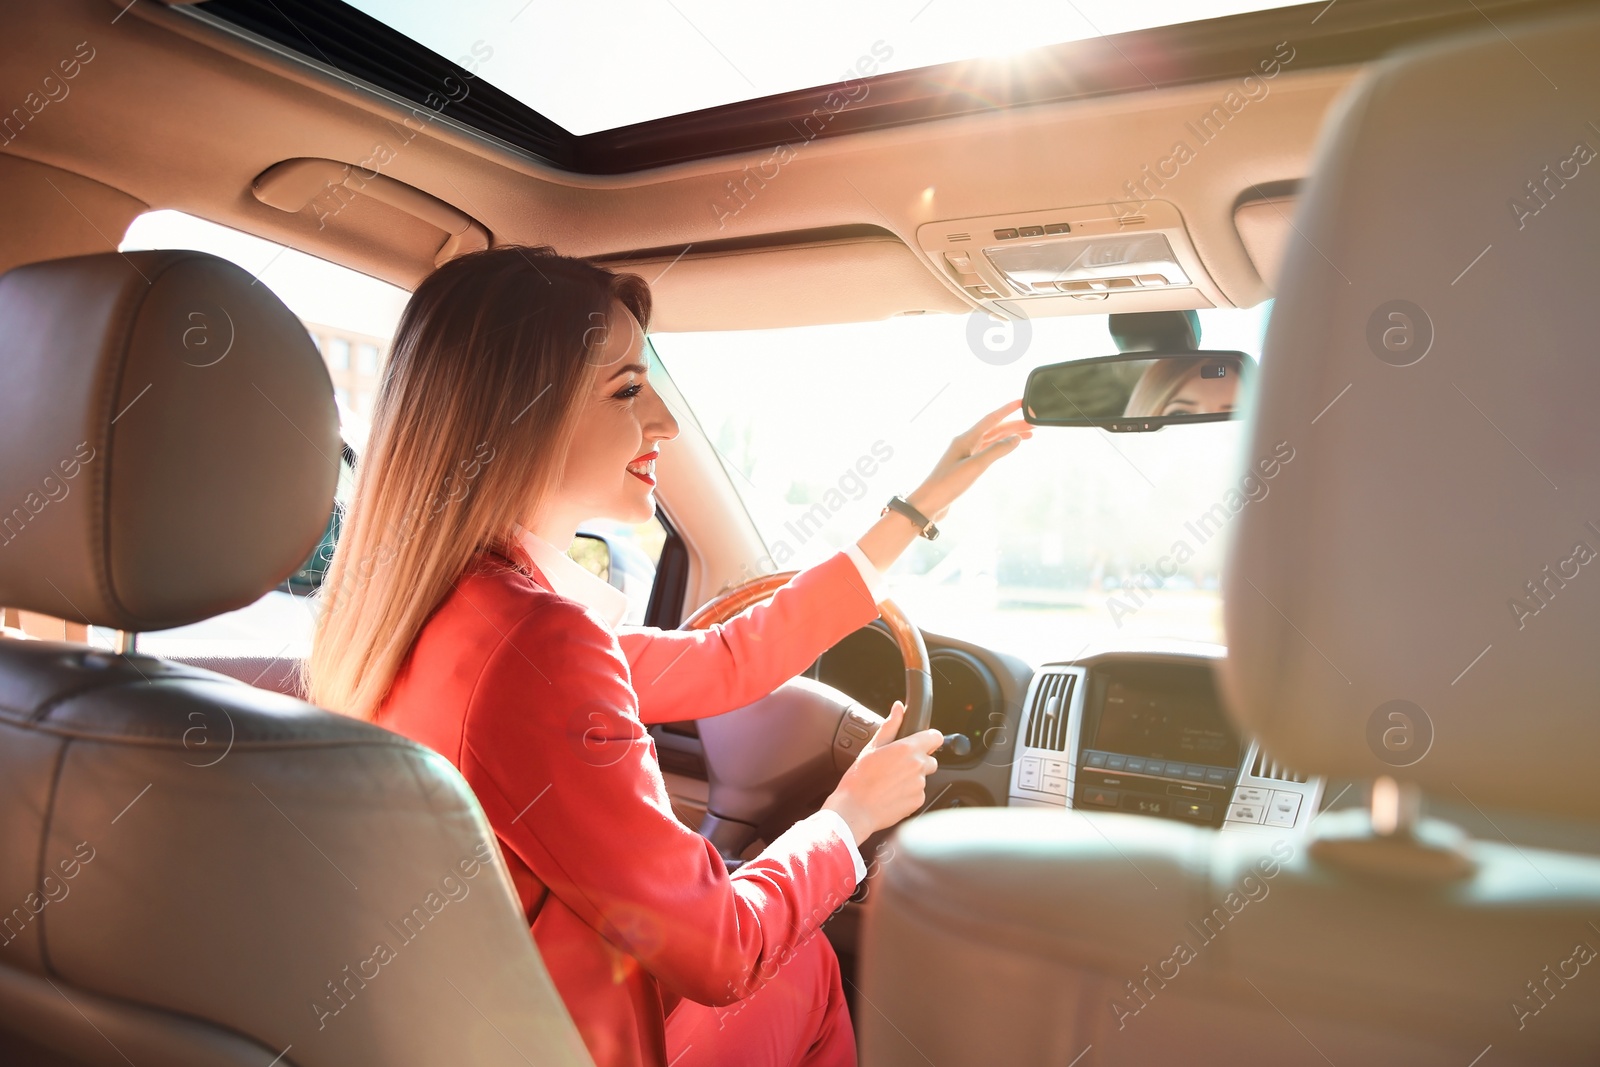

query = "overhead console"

[1009,651,1322,836]
[916,201,1227,318]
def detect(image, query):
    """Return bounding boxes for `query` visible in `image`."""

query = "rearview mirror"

[1022,350,1251,431]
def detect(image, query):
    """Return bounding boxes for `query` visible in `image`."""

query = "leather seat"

[0,251,591,1066]
[859,9,1600,1066]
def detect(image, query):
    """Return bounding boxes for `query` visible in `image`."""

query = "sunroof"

[341,0,1300,135]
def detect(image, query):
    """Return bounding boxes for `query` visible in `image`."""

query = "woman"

[1123,356,1243,418]
[305,246,1032,1067]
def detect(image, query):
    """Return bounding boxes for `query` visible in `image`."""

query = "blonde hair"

[303,246,651,719]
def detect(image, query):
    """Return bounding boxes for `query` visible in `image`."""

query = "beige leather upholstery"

[0,251,592,1066]
[861,10,1600,1065]
[0,250,338,631]
[1219,10,1600,823]
[866,809,1600,1066]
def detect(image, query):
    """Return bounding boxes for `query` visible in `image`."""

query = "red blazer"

[375,542,884,1067]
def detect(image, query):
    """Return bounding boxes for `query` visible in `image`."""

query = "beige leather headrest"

[0,251,338,631]
[1220,8,1600,820]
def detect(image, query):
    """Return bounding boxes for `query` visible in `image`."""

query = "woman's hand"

[906,398,1034,522]
[822,701,945,845]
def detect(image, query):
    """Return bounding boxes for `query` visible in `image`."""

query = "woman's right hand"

[821,701,945,845]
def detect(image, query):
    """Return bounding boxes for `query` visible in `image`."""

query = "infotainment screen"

[1091,668,1240,767]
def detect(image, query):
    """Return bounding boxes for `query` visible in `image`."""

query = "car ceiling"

[0,0,1586,331]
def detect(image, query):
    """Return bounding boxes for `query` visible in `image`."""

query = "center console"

[1008,649,1322,834]
[1073,661,1240,826]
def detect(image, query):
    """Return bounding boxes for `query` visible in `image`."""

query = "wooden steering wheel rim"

[682,571,934,739]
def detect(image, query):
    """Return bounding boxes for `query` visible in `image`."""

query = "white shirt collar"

[512,524,631,630]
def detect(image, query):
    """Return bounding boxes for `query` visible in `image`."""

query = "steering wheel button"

[842,721,872,740]
[839,736,854,750]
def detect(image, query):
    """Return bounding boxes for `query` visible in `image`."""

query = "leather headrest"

[1220,9,1600,819]
[0,250,338,631]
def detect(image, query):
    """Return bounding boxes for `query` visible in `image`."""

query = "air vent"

[1024,672,1076,751]
[946,232,971,242]
[1251,748,1307,783]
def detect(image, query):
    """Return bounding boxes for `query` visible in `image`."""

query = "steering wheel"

[680,571,933,864]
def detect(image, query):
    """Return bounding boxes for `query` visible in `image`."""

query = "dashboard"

[809,623,1324,836]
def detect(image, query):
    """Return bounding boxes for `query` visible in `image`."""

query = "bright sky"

[343,0,1293,135]
[120,210,409,339]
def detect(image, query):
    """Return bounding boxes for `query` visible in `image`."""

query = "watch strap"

[881,495,940,540]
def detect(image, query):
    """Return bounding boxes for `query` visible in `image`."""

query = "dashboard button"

[1227,802,1266,824]
[1176,801,1213,820]
[1163,762,1187,778]
[1081,787,1119,808]
[1205,767,1231,784]
[1043,759,1067,778]
[1045,222,1072,234]
[1106,755,1127,770]
[1124,757,1146,773]
[1121,794,1165,816]
[1041,775,1068,796]
[1233,786,1269,806]
[1184,765,1206,781]
[993,228,1020,240]
[1018,757,1041,789]
[1086,751,1108,768]
[1266,791,1303,827]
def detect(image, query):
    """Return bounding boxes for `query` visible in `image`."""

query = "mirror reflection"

[1023,351,1250,429]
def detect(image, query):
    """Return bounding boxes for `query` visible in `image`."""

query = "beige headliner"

[0,0,1357,616]
[2,0,1352,318]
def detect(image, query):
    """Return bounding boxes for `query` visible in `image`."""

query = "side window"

[571,515,667,626]
[118,210,405,657]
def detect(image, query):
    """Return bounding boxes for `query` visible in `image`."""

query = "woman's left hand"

[906,398,1034,522]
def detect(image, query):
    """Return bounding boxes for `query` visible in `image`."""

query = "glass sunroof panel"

[342,0,1302,136]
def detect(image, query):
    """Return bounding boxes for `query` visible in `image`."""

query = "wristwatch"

[881,494,940,540]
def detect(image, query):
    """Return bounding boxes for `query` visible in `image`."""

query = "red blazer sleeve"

[615,549,882,726]
[458,597,859,1006]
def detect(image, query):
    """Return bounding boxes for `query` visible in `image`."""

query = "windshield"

[652,304,1272,666]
